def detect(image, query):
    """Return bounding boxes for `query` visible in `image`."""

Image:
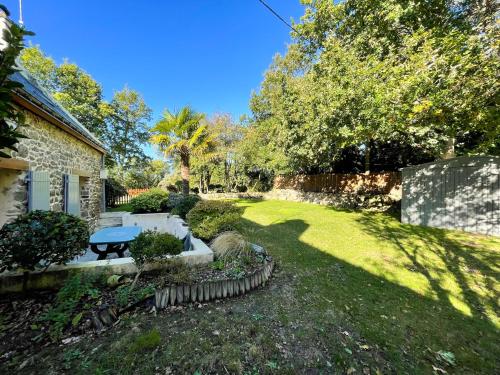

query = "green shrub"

[192,212,241,241]
[171,194,201,219]
[187,200,242,241]
[165,192,183,210]
[0,210,89,272]
[130,189,169,213]
[129,231,184,269]
[41,272,101,340]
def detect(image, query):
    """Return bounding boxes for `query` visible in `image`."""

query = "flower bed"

[154,256,274,308]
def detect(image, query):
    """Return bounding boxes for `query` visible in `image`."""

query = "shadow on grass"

[357,212,499,321]
[238,205,499,374]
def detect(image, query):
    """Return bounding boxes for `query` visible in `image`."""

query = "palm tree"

[150,106,207,195]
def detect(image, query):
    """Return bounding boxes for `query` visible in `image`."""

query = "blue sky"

[4,0,305,122]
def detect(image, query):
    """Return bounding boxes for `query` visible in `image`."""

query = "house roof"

[9,64,106,153]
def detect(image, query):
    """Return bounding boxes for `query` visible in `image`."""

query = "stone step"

[98,212,124,229]
[100,212,127,218]
[99,217,122,224]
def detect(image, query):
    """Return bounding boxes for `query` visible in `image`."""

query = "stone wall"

[274,172,401,194]
[0,110,103,230]
[200,188,401,211]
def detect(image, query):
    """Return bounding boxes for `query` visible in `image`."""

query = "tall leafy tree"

[20,46,107,137]
[150,106,206,195]
[0,6,33,158]
[190,114,244,193]
[110,159,167,189]
[249,0,499,175]
[105,87,152,167]
[18,44,55,90]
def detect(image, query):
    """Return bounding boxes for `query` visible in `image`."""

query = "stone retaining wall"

[200,188,400,210]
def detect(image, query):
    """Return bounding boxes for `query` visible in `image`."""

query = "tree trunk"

[364,141,371,174]
[441,137,455,159]
[224,161,230,192]
[205,172,211,193]
[180,152,190,195]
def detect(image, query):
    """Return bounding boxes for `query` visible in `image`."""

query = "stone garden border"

[154,258,274,308]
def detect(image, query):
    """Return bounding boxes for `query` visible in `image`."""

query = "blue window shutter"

[64,174,80,216]
[28,171,50,211]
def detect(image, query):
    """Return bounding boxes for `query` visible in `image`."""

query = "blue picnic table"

[89,226,142,260]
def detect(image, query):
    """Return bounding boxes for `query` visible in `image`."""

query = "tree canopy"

[150,106,207,194]
[249,0,499,174]
[20,46,153,167]
[105,87,152,167]
[20,46,107,137]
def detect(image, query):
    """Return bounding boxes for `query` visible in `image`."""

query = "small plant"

[158,258,193,285]
[226,265,245,279]
[115,284,155,308]
[0,210,88,274]
[210,231,252,261]
[171,194,201,218]
[210,259,225,271]
[62,348,84,370]
[41,272,101,340]
[128,328,161,354]
[130,188,169,213]
[187,200,242,241]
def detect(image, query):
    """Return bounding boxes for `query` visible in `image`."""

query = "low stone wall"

[274,172,401,194]
[200,192,265,200]
[0,236,213,294]
[200,188,400,210]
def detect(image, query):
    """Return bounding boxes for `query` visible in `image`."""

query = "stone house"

[0,20,106,230]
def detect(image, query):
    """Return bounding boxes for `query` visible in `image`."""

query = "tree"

[110,159,167,189]
[105,87,152,167]
[190,114,244,193]
[248,0,499,176]
[150,106,206,195]
[0,5,33,158]
[20,46,108,137]
[18,44,55,90]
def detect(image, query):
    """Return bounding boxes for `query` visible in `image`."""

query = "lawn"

[6,199,499,374]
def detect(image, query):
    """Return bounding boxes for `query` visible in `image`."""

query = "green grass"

[106,203,133,212]
[7,200,499,374]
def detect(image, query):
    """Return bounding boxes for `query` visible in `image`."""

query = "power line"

[257,0,298,33]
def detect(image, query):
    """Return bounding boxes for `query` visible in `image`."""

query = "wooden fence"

[106,188,150,207]
[273,172,401,194]
[127,188,150,197]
